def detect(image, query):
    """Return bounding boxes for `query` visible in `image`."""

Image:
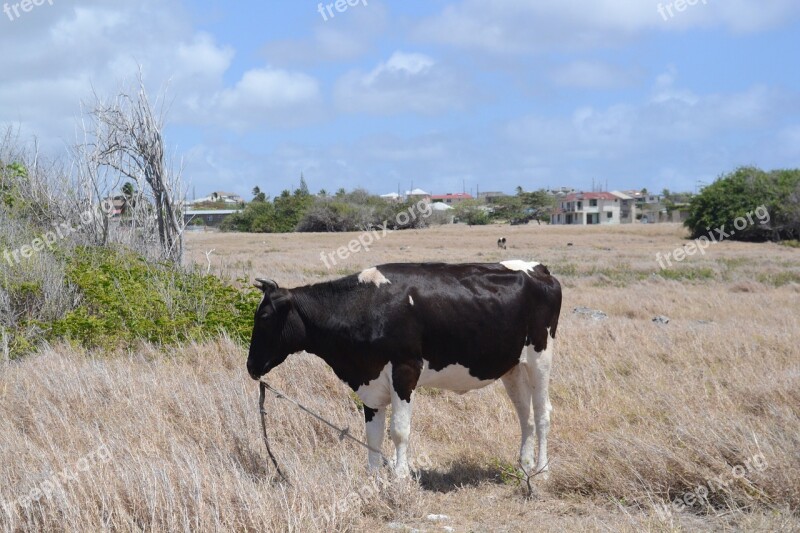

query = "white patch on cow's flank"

[500,259,540,275]
[417,361,495,394]
[355,363,393,409]
[358,267,391,287]
[409,295,414,305]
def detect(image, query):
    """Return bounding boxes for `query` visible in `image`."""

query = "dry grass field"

[1,223,799,532]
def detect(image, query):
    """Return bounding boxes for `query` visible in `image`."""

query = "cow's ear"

[259,291,291,318]
[271,293,291,311]
[254,278,279,292]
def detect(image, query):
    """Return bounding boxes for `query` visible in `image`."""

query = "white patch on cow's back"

[500,259,540,276]
[409,295,414,305]
[417,361,496,394]
[358,267,391,287]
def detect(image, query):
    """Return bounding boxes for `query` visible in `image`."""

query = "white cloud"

[176,33,235,80]
[208,68,322,131]
[415,0,800,55]
[334,52,468,115]
[0,0,326,147]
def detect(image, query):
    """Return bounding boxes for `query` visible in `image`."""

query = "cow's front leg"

[364,406,386,470]
[390,361,421,478]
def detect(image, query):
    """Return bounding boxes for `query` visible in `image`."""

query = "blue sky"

[1,0,799,199]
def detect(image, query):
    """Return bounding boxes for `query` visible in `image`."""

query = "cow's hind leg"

[501,363,535,474]
[364,406,387,470]
[390,361,421,478]
[526,342,554,479]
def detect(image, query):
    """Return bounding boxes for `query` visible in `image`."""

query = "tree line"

[219,181,557,233]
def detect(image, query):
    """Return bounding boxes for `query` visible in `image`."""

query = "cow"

[247,260,562,479]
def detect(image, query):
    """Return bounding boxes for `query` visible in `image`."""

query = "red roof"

[430,193,474,200]
[562,192,618,201]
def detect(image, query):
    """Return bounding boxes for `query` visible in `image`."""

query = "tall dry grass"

[0,223,798,532]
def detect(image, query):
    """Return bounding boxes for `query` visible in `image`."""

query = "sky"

[1,0,799,200]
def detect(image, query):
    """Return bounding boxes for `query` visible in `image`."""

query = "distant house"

[405,188,431,202]
[380,192,402,202]
[187,191,244,207]
[102,195,129,218]
[477,191,506,203]
[184,209,241,228]
[610,190,637,223]
[430,202,454,211]
[547,187,577,198]
[640,204,692,224]
[550,192,622,225]
[622,190,662,205]
[430,193,473,205]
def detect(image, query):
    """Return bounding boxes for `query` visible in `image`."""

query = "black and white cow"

[247,260,562,478]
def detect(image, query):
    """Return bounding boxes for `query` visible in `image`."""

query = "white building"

[187,191,244,206]
[550,192,623,225]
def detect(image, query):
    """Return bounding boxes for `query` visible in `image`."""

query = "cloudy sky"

[2,0,799,199]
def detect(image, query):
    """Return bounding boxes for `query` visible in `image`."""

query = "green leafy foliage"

[454,199,490,225]
[45,247,262,352]
[225,186,429,233]
[481,187,554,224]
[0,161,28,210]
[685,166,800,241]
[221,185,314,233]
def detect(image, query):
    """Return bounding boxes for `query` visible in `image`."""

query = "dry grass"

[1,223,799,532]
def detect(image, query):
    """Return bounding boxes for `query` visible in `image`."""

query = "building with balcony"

[550,192,622,225]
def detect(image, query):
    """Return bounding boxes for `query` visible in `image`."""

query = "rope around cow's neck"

[258,381,391,484]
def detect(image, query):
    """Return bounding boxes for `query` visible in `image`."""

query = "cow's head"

[247,278,305,380]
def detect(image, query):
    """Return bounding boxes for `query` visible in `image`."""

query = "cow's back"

[348,262,561,380]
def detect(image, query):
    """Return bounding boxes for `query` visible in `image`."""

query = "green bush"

[221,185,314,233]
[685,166,800,241]
[455,200,490,226]
[4,246,262,357]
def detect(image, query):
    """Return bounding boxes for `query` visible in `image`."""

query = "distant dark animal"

[248,261,562,478]
[497,237,507,249]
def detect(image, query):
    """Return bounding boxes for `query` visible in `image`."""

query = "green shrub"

[1,246,262,357]
[222,186,314,233]
[455,200,490,226]
[685,166,800,242]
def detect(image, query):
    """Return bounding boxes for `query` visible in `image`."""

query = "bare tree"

[80,73,187,263]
